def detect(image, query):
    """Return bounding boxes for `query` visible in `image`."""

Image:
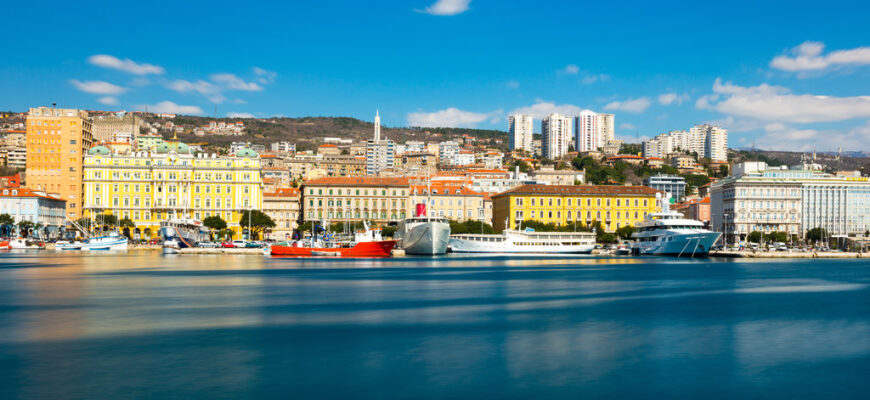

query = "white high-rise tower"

[374,110,381,141]
[366,110,395,175]
[508,114,533,152]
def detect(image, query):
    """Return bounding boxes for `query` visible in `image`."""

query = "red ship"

[270,240,397,257]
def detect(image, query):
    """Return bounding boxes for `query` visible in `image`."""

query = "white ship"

[630,193,721,257]
[449,228,596,254]
[56,232,128,251]
[396,204,450,255]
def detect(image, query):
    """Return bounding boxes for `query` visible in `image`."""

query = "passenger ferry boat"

[159,219,209,250]
[449,228,596,254]
[630,193,721,257]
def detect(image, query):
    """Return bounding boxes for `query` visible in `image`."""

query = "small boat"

[56,232,128,251]
[449,228,596,254]
[9,238,45,250]
[0,240,11,250]
[614,244,631,256]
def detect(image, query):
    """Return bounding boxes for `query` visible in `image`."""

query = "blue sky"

[3,0,870,151]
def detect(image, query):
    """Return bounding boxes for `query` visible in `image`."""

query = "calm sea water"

[0,252,868,399]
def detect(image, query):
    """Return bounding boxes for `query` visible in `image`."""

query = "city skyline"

[2,1,870,151]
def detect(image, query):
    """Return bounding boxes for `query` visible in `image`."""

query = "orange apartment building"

[25,107,94,221]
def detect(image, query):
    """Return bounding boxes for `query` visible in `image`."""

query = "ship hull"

[399,222,450,255]
[448,238,595,254]
[271,240,397,257]
[631,232,721,257]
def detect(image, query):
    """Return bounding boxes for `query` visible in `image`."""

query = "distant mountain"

[141,114,509,151]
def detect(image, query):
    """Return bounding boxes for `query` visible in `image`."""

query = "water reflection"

[0,253,868,398]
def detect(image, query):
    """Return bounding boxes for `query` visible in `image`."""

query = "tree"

[97,214,118,230]
[450,219,495,234]
[806,227,827,242]
[238,210,276,240]
[0,213,14,237]
[764,231,788,243]
[203,215,227,232]
[381,226,397,237]
[600,233,617,244]
[747,231,762,243]
[0,213,13,226]
[615,225,635,240]
[17,220,34,237]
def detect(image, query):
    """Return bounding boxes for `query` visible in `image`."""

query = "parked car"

[198,241,219,248]
[245,241,262,248]
[148,238,161,245]
[220,241,235,248]
[232,240,246,248]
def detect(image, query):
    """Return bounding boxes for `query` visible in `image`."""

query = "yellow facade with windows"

[491,184,659,232]
[81,143,262,239]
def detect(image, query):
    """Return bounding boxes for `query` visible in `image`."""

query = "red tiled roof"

[0,187,66,201]
[264,187,301,197]
[319,144,338,148]
[410,183,486,197]
[491,184,659,199]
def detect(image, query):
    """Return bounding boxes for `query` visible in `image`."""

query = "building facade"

[508,114,533,152]
[92,113,141,143]
[409,183,491,223]
[644,174,687,201]
[541,113,572,160]
[263,187,301,240]
[25,107,94,221]
[0,187,67,236]
[302,177,411,224]
[81,143,263,239]
[491,184,659,232]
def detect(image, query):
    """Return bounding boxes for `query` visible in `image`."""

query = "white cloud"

[619,123,636,130]
[506,80,520,89]
[422,0,470,16]
[699,78,870,123]
[88,54,164,75]
[561,64,580,75]
[509,100,582,120]
[407,107,499,128]
[581,73,609,84]
[167,79,226,103]
[210,73,263,91]
[604,97,651,113]
[69,79,127,95]
[98,96,119,106]
[139,101,204,115]
[252,67,277,84]
[227,112,255,118]
[658,92,690,105]
[770,41,870,72]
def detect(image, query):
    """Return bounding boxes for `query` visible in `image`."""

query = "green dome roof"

[236,148,258,158]
[154,141,190,154]
[88,146,111,156]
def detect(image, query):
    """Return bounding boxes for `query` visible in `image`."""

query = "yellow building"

[491,184,659,232]
[25,107,95,220]
[82,142,262,239]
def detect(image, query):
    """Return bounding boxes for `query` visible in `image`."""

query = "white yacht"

[396,207,451,255]
[631,193,721,257]
[449,229,596,254]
